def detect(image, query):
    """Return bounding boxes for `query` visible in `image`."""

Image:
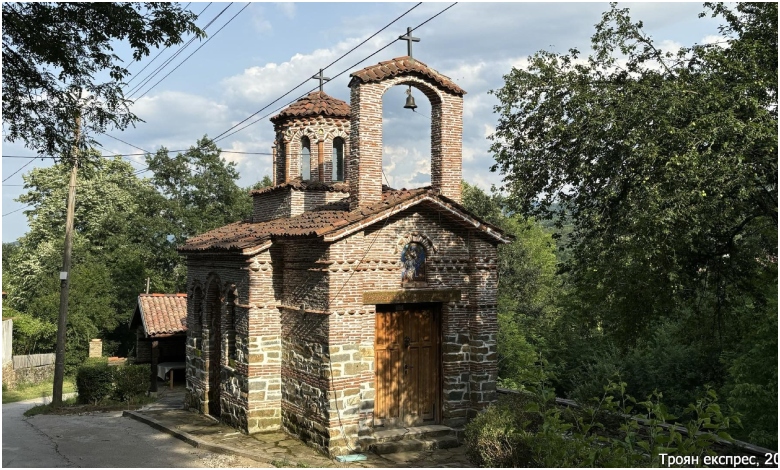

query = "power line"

[214,3,457,144]
[124,2,210,87]
[3,158,36,183]
[210,2,423,144]
[126,3,232,99]
[3,150,273,159]
[102,133,150,154]
[133,3,250,101]
[2,204,32,217]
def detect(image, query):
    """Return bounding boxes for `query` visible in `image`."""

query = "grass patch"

[2,379,76,404]
[23,395,157,417]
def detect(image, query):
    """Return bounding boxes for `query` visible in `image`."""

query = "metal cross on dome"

[398,26,420,58]
[311,69,330,92]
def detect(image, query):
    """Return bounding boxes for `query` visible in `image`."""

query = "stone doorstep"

[370,436,460,456]
[371,425,454,443]
[366,425,461,455]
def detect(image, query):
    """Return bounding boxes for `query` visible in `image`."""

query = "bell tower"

[347,33,465,210]
[270,70,351,185]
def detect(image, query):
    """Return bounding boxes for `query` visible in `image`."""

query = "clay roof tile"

[270,91,350,124]
[136,293,187,337]
[349,56,465,95]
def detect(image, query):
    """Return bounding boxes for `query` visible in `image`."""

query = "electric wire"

[209,2,423,143]
[127,3,234,99]
[2,204,33,217]
[133,3,249,101]
[3,158,36,183]
[124,2,210,87]
[213,2,457,144]
[3,150,273,159]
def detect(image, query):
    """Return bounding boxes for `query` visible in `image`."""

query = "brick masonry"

[181,57,501,456]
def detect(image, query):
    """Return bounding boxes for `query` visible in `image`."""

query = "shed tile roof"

[179,188,510,253]
[250,177,350,196]
[133,293,187,338]
[349,56,466,96]
[270,91,351,124]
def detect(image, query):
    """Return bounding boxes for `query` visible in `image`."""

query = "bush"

[465,382,738,467]
[113,364,150,402]
[76,358,113,405]
[76,359,149,405]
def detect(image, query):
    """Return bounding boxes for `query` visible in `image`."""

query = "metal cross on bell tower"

[398,26,420,58]
[311,68,330,92]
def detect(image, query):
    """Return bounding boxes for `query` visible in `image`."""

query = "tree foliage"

[488,2,777,448]
[490,2,777,342]
[146,136,253,246]
[2,2,203,158]
[3,138,262,369]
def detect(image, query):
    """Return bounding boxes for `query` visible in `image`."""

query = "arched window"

[301,136,311,180]
[401,242,426,286]
[332,137,345,181]
[226,284,238,363]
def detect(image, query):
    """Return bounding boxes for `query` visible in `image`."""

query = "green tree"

[146,135,253,244]
[462,182,561,388]
[489,2,777,345]
[2,2,203,158]
[488,2,777,446]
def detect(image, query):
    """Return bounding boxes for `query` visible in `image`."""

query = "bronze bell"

[404,86,417,110]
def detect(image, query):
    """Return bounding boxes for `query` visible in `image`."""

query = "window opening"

[301,136,311,180]
[332,137,344,181]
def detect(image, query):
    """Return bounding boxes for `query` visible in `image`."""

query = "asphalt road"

[2,395,258,468]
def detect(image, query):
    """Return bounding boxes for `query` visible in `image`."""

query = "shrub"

[113,364,150,402]
[75,358,113,405]
[465,382,738,467]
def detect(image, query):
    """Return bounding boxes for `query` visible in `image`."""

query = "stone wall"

[184,253,255,431]
[2,361,15,390]
[13,364,55,386]
[275,203,498,455]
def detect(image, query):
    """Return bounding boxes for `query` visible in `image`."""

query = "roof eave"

[322,194,511,244]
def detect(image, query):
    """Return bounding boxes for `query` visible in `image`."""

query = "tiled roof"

[250,177,350,196]
[270,91,351,124]
[349,56,466,96]
[179,188,510,253]
[133,293,187,337]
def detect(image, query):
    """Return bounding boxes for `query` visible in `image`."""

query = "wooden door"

[375,305,439,427]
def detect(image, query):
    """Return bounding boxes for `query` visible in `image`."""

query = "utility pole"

[52,109,81,406]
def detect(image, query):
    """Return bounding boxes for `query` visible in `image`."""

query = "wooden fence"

[13,353,56,369]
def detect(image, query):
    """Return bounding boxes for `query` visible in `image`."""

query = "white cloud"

[124,91,232,151]
[220,36,376,107]
[658,39,683,54]
[275,3,296,19]
[701,35,729,47]
[382,145,430,189]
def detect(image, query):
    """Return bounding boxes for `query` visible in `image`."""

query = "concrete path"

[2,392,261,467]
[125,388,473,468]
[3,386,473,468]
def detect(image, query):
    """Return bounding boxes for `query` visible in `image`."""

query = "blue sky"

[1,2,725,243]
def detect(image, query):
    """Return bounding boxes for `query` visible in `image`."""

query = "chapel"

[179,45,509,456]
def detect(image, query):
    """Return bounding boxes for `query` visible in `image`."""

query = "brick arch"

[348,68,463,209]
[395,231,437,254]
[203,273,223,417]
[377,75,445,106]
